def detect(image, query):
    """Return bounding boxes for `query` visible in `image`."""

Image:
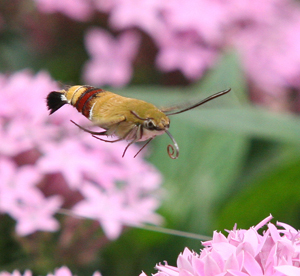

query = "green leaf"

[147,118,249,233]
[183,107,300,144]
[215,148,300,231]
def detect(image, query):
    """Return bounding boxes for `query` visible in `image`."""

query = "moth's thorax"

[130,105,170,127]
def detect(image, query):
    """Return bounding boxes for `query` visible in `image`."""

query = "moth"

[46,85,230,159]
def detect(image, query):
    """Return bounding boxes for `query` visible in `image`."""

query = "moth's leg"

[92,115,126,130]
[70,115,126,136]
[133,138,153,158]
[92,123,138,144]
[70,120,108,135]
[122,124,150,157]
[122,140,136,158]
[92,135,123,143]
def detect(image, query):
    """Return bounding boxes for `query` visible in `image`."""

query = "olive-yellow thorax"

[94,96,171,141]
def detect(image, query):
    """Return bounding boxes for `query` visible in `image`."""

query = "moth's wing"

[160,88,231,116]
[160,101,196,114]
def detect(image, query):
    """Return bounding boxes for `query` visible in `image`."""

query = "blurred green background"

[1,1,300,276]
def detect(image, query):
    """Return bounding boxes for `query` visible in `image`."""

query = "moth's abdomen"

[70,86,104,118]
[47,85,105,119]
[47,91,68,114]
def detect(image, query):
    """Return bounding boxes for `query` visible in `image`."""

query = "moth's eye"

[144,120,156,130]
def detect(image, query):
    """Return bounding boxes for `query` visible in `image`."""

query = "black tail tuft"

[46,91,67,114]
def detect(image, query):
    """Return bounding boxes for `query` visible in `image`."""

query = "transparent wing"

[161,88,231,116]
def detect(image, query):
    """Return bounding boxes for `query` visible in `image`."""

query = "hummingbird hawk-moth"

[46,85,230,159]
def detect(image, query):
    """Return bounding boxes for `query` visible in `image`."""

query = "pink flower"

[93,0,116,13]
[225,0,287,25]
[155,31,217,80]
[0,70,60,156]
[0,70,58,122]
[105,0,165,34]
[161,0,228,44]
[234,7,300,95]
[37,138,101,189]
[0,158,62,236]
[82,28,141,87]
[73,181,162,239]
[0,158,42,213]
[142,215,300,276]
[33,0,93,21]
[11,192,63,236]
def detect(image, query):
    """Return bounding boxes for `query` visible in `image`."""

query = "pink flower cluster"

[33,0,300,95]
[0,70,163,239]
[0,266,101,276]
[82,28,141,87]
[141,215,300,276]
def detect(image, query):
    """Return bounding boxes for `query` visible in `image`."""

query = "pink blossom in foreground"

[82,28,141,87]
[0,70,163,239]
[0,267,101,276]
[141,215,300,276]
